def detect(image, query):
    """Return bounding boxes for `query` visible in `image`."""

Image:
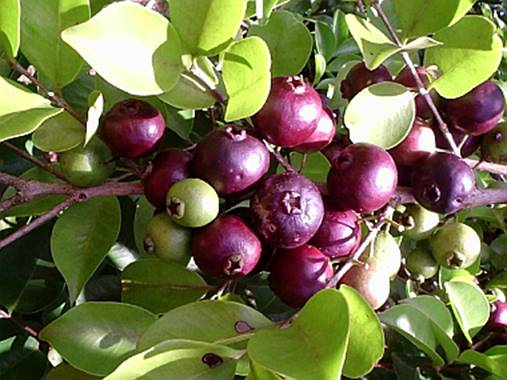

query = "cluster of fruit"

[54,62,507,314]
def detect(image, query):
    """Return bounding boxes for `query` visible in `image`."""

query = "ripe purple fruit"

[269,245,333,308]
[294,107,337,153]
[143,149,193,209]
[250,172,324,249]
[341,63,391,101]
[488,301,507,331]
[394,66,439,118]
[100,99,166,158]
[389,118,436,166]
[433,124,482,158]
[252,76,322,147]
[310,209,361,259]
[442,81,505,136]
[412,153,476,214]
[327,143,398,213]
[192,215,261,278]
[192,126,270,197]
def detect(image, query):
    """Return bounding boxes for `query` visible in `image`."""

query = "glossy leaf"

[133,196,154,257]
[46,363,101,380]
[315,21,336,62]
[246,360,281,380]
[20,0,90,89]
[248,289,350,380]
[85,91,103,145]
[122,259,211,314]
[51,196,121,302]
[0,0,20,58]
[32,112,85,152]
[161,105,195,142]
[40,302,156,376]
[62,2,183,96]
[280,152,330,183]
[344,82,415,149]
[159,73,216,110]
[459,347,507,378]
[223,36,271,121]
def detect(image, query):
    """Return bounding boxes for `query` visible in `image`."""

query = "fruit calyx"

[224,254,244,276]
[282,191,303,215]
[224,125,247,142]
[167,197,185,218]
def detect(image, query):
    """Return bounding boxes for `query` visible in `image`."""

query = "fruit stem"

[262,140,296,173]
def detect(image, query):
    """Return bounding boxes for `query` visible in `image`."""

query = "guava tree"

[1,0,507,379]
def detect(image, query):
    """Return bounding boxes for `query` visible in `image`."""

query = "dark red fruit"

[396,164,414,187]
[252,76,322,147]
[310,209,361,259]
[433,124,482,158]
[389,118,436,166]
[412,152,476,214]
[442,81,505,136]
[327,143,398,213]
[192,126,270,197]
[322,134,352,164]
[269,245,333,308]
[488,301,507,331]
[341,63,391,101]
[100,99,165,158]
[192,215,261,278]
[295,107,337,153]
[394,66,439,118]
[143,149,193,209]
[250,173,324,249]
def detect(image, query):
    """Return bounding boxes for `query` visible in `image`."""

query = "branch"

[465,158,507,176]
[371,2,461,156]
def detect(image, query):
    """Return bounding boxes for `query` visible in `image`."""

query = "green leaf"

[32,112,85,152]
[51,196,121,302]
[344,82,415,149]
[161,105,195,142]
[487,270,507,290]
[459,348,507,378]
[133,196,154,257]
[122,259,211,314]
[279,152,330,182]
[169,0,247,56]
[105,339,239,380]
[20,0,90,89]
[315,21,336,62]
[313,53,326,86]
[62,2,183,96]
[402,36,442,51]
[333,9,348,47]
[424,16,503,99]
[0,76,63,142]
[445,281,489,344]
[223,36,271,122]
[46,363,101,380]
[85,91,103,145]
[340,285,384,379]
[490,234,507,270]
[394,0,475,38]
[40,302,156,376]
[247,360,281,380]
[248,289,350,380]
[0,0,20,58]
[159,73,216,110]
[138,300,272,350]
[249,11,312,77]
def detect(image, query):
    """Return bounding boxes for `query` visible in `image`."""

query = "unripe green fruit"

[166,178,219,228]
[406,247,439,279]
[362,231,401,278]
[144,213,192,264]
[481,122,507,164]
[403,205,440,241]
[430,222,481,269]
[60,137,115,187]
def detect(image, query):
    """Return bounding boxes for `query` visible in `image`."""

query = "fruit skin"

[394,66,439,118]
[430,222,481,269]
[250,172,324,249]
[192,126,270,197]
[100,99,165,158]
[252,76,322,147]
[341,63,391,101]
[481,122,507,164]
[166,178,219,228]
[60,137,115,187]
[402,204,440,241]
[405,247,439,279]
[269,245,333,308]
[488,301,507,331]
[442,81,505,136]
[310,209,361,259]
[412,153,476,214]
[389,118,436,166]
[327,143,398,213]
[143,213,192,264]
[143,149,193,209]
[192,215,262,278]
[433,123,482,158]
[294,107,337,153]
[362,231,401,279]
[340,259,390,310]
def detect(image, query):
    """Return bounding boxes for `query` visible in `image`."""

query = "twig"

[186,69,227,105]
[464,158,507,176]
[262,140,295,173]
[371,2,461,156]
[0,309,39,338]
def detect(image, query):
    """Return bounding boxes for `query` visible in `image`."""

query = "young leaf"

[62,2,183,96]
[344,82,416,149]
[51,196,121,302]
[32,112,85,152]
[20,0,90,89]
[159,73,216,110]
[313,53,326,86]
[85,91,104,145]
[46,363,101,380]
[223,36,271,122]
[169,0,248,56]
[248,289,350,380]
[424,16,503,99]
[40,302,156,376]
[249,11,312,77]
[0,0,20,58]
[0,76,63,142]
